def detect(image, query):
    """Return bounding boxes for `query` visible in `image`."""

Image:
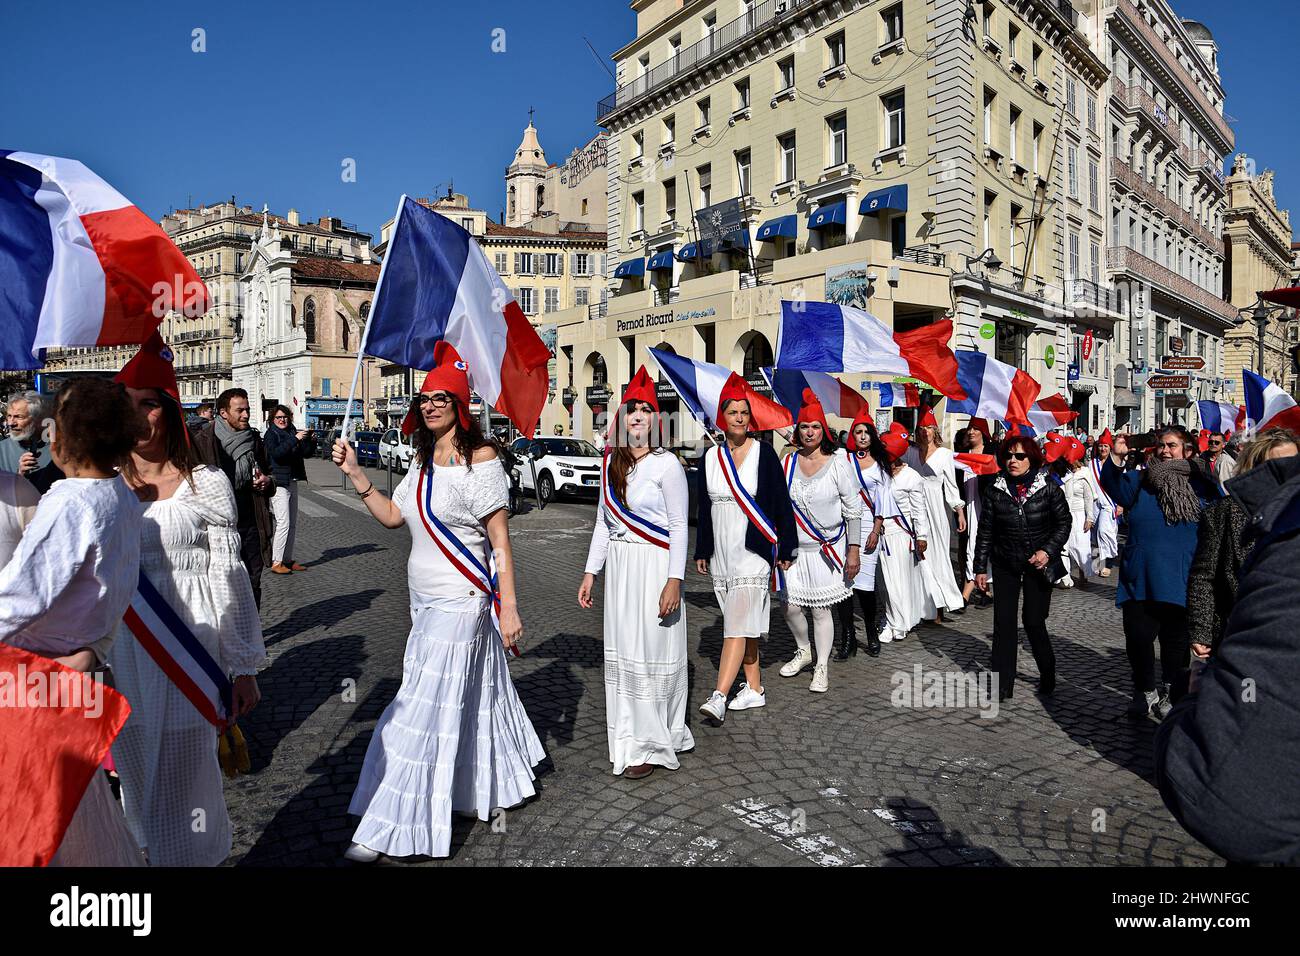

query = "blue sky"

[1,0,1293,241]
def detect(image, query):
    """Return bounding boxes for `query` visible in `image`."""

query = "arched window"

[341,315,350,352]
[360,301,371,326]
[303,297,316,344]
[509,185,516,218]
[537,185,545,212]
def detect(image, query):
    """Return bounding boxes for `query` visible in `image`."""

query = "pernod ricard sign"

[613,305,718,335]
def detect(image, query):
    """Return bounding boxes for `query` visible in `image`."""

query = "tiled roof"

[288,258,381,283]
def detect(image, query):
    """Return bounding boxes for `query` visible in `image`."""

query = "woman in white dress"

[333,344,544,862]
[694,374,797,724]
[1050,437,1095,586]
[109,339,266,866]
[578,367,692,780]
[0,377,145,866]
[1088,429,1120,577]
[843,408,887,657]
[877,425,932,644]
[777,390,861,693]
[904,408,967,619]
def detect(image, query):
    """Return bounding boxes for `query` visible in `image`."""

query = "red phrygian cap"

[881,421,911,460]
[403,342,472,435]
[1097,428,1114,446]
[796,387,830,436]
[1042,431,1068,462]
[845,404,878,452]
[619,365,659,413]
[1063,437,1086,464]
[1197,429,1211,453]
[968,417,992,440]
[918,404,938,428]
[715,372,794,432]
[116,331,179,405]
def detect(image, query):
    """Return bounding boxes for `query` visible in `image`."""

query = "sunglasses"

[1007,452,1030,461]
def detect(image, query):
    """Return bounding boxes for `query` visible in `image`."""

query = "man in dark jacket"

[1155,453,1300,865]
[193,388,276,606]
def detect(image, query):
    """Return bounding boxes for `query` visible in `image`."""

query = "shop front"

[306,396,364,431]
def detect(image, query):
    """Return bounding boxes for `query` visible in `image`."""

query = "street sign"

[1164,394,1191,408]
[1161,356,1205,370]
[1146,373,1191,389]
[1170,336,1185,354]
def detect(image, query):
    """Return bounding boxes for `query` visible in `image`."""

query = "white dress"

[585,450,695,775]
[704,441,775,638]
[904,446,966,611]
[349,456,545,858]
[878,465,931,642]
[109,466,267,867]
[0,475,145,867]
[1062,468,1096,578]
[783,453,861,607]
[0,471,39,569]
[849,456,887,593]
[955,465,988,585]
[1088,457,1119,563]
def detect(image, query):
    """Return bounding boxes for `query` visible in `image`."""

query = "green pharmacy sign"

[1044,345,1056,369]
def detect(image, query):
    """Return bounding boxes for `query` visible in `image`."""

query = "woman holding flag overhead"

[776,390,861,692]
[843,407,888,657]
[332,343,544,862]
[904,407,967,618]
[109,336,267,867]
[694,373,798,724]
[578,367,693,780]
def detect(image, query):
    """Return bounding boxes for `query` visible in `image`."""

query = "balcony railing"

[1106,246,1236,323]
[896,246,945,268]
[1111,80,1179,144]
[1067,278,1121,313]
[652,287,680,306]
[175,363,231,376]
[596,0,814,123]
[587,301,609,321]
[1110,158,1221,251]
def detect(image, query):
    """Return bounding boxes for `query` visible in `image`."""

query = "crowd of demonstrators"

[1186,427,1300,660]
[1102,426,1221,721]
[777,390,861,694]
[331,345,543,863]
[902,407,967,620]
[1086,430,1120,578]
[262,404,315,576]
[694,376,798,725]
[1,390,63,493]
[841,408,888,658]
[973,435,1071,701]
[192,388,276,607]
[110,340,266,866]
[0,378,147,865]
[1156,446,1300,866]
[578,368,692,781]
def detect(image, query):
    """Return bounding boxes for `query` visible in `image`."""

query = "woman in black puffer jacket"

[973,434,1071,700]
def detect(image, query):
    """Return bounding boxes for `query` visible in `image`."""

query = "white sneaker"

[878,631,894,644]
[809,663,829,693]
[699,690,727,723]
[1058,575,1075,589]
[344,842,382,864]
[727,682,766,711]
[780,646,814,677]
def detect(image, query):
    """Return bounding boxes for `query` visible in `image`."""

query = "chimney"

[287,208,300,226]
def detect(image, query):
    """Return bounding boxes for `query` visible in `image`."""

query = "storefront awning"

[613,258,646,278]
[1261,286,1300,309]
[860,184,908,216]
[647,249,676,271]
[676,239,716,261]
[756,215,798,241]
[722,230,750,249]
[807,201,847,231]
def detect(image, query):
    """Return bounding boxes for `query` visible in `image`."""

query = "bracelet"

[356,481,375,498]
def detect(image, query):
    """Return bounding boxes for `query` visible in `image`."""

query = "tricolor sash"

[123,571,232,730]
[783,454,847,571]
[1090,457,1117,517]
[851,454,878,517]
[716,442,784,591]
[601,452,670,549]
[416,462,520,655]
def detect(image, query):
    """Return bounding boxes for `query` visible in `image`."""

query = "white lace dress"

[704,442,774,639]
[783,453,861,607]
[1062,468,1096,578]
[109,466,267,867]
[348,456,545,858]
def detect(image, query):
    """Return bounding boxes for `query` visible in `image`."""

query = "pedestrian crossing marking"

[296,495,337,519]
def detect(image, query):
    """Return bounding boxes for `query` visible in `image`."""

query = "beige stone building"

[505,120,608,231]
[544,0,1112,443]
[1223,155,1295,392]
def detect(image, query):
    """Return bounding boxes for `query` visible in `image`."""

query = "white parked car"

[378,428,415,473]
[510,436,602,502]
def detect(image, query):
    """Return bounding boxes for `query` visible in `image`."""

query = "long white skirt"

[349,591,545,859]
[918,481,965,611]
[851,534,880,592]
[1094,503,1119,563]
[1065,514,1095,578]
[878,527,926,641]
[709,498,773,638]
[50,772,145,867]
[603,540,695,775]
[786,540,851,607]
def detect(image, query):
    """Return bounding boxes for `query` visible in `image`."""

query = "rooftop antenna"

[583,37,616,80]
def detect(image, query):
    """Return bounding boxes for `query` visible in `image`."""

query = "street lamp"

[1237,295,1287,377]
[963,247,1003,276]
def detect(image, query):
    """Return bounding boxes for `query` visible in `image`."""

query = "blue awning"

[807,201,847,230]
[860,184,908,216]
[721,230,750,250]
[676,239,716,261]
[756,215,798,242]
[614,257,646,278]
[647,249,676,271]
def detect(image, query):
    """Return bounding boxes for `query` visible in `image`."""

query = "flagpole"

[340,193,407,445]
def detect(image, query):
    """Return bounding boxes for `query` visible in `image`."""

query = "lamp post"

[1237,295,1286,377]
[963,247,1003,277]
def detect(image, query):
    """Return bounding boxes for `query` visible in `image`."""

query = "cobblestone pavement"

[226,458,1219,867]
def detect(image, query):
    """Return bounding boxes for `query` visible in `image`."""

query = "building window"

[1010,202,1023,271]
[1066,77,1077,117]
[518,288,535,314]
[1088,159,1099,210]
[981,1,994,37]
[883,92,905,149]
[575,252,590,275]
[544,288,559,313]
[890,216,907,258]
[827,113,847,167]
[303,297,316,344]
[236,252,244,272]
[1031,43,1041,77]
[1068,146,1079,198]
[664,178,676,222]
[983,88,995,145]
[517,251,536,275]
[735,149,751,197]
[632,130,644,159]
[983,190,995,252]
[1031,122,1042,175]
[1090,240,1100,280]
[545,253,562,275]
[495,252,508,274]
[698,97,711,129]
[576,288,589,307]
[697,164,711,208]
[778,132,796,184]
[581,198,589,216]
[1069,232,1080,279]
[735,77,750,110]
[778,56,795,92]
[633,192,644,233]
[1087,95,1097,132]
[826,31,845,68]
[1008,106,1020,164]
[461,218,474,233]
[881,3,903,44]
[663,116,675,148]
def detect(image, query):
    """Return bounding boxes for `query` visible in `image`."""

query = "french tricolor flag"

[0,151,207,370]
[1243,369,1300,433]
[1026,394,1078,434]
[364,196,552,437]
[1197,400,1245,435]
[947,350,1041,425]
[648,348,792,432]
[776,301,965,399]
[877,382,921,408]
[761,367,865,421]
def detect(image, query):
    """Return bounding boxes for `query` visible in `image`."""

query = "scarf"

[1143,457,1204,526]
[215,416,256,489]
[1008,469,1035,504]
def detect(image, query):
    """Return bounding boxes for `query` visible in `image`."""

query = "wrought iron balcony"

[1106,246,1236,323]
[896,246,945,268]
